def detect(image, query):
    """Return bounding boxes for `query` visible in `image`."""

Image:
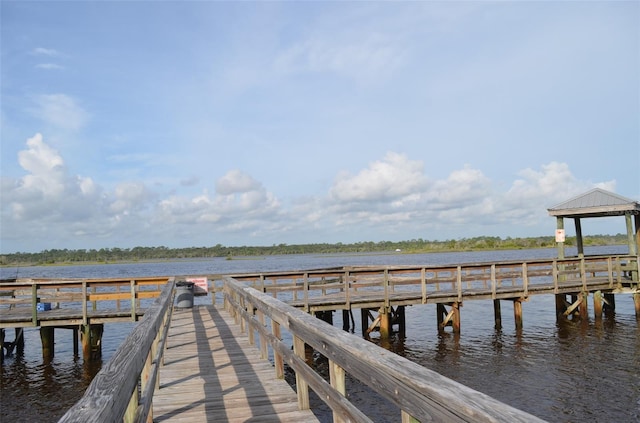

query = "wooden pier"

[59,274,548,423]
[152,305,319,422]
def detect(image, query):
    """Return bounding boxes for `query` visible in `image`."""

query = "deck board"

[153,305,320,422]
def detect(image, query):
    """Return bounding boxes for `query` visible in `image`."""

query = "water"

[1,246,638,422]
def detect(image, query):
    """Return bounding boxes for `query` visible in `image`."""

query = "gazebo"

[547,188,640,260]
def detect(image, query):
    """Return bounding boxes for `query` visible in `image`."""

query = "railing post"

[257,309,268,359]
[329,359,346,423]
[293,335,310,410]
[272,319,284,379]
[131,280,137,321]
[31,283,38,325]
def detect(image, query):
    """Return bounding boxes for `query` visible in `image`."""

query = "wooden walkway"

[153,305,320,423]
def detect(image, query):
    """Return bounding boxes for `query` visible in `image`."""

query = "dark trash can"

[176,281,195,308]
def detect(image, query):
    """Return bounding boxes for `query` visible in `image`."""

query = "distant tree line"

[0,234,629,266]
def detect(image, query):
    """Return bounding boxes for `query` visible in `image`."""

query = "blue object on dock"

[37,302,52,311]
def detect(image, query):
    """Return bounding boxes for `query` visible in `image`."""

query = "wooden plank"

[153,305,319,423]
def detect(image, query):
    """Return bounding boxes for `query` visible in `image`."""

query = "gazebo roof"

[548,188,640,218]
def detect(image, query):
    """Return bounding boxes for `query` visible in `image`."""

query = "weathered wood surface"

[152,305,319,423]
[59,279,176,422]
[229,254,638,312]
[224,277,548,423]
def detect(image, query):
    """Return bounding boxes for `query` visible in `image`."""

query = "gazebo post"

[627,213,637,256]
[556,217,565,259]
[574,218,584,257]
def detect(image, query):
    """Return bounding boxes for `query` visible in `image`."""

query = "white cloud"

[273,31,405,82]
[35,63,65,70]
[215,170,262,195]
[330,152,428,203]
[32,47,60,57]
[0,134,622,252]
[33,94,89,131]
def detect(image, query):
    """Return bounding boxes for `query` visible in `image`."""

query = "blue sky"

[1,1,638,253]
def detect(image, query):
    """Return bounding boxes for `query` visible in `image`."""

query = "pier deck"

[153,305,319,423]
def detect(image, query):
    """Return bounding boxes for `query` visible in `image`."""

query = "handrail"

[58,278,176,423]
[229,255,638,311]
[223,276,547,422]
[0,277,170,327]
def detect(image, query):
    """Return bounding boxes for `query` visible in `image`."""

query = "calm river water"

[1,246,639,422]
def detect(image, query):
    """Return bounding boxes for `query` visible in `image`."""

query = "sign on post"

[187,277,208,296]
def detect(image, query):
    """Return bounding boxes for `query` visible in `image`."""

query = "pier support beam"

[378,307,391,341]
[394,305,406,338]
[437,302,461,334]
[513,299,523,331]
[593,291,603,320]
[0,329,4,363]
[493,300,502,330]
[579,292,588,320]
[40,326,55,360]
[342,310,350,331]
[603,293,616,314]
[81,324,104,361]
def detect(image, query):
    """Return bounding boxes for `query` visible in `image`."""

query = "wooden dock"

[152,305,320,422]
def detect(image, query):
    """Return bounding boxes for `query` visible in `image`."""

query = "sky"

[1,1,639,254]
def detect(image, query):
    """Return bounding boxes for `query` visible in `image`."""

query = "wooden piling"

[555,294,567,320]
[40,326,55,360]
[81,324,104,361]
[342,310,350,331]
[396,305,406,337]
[593,291,603,320]
[603,293,616,313]
[513,299,523,330]
[579,292,588,320]
[493,300,502,330]
[0,328,4,363]
[436,303,446,333]
[360,309,369,337]
[379,307,391,340]
[451,302,461,334]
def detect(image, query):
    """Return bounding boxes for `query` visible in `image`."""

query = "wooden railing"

[0,277,169,327]
[228,255,638,311]
[58,278,175,423]
[222,276,547,423]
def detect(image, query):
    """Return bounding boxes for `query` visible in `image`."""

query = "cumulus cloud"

[330,152,428,203]
[1,134,618,251]
[33,94,89,131]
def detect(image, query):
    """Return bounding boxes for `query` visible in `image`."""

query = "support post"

[0,329,4,363]
[396,305,406,337]
[40,326,55,360]
[579,291,588,320]
[379,307,391,340]
[513,299,523,330]
[556,217,565,259]
[293,336,310,410]
[436,303,446,333]
[342,310,350,331]
[360,308,369,337]
[493,299,502,330]
[593,291,603,320]
[452,302,461,333]
[603,293,616,313]
[81,324,104,361]
[574,218,584,257]
[14,328,24,355]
